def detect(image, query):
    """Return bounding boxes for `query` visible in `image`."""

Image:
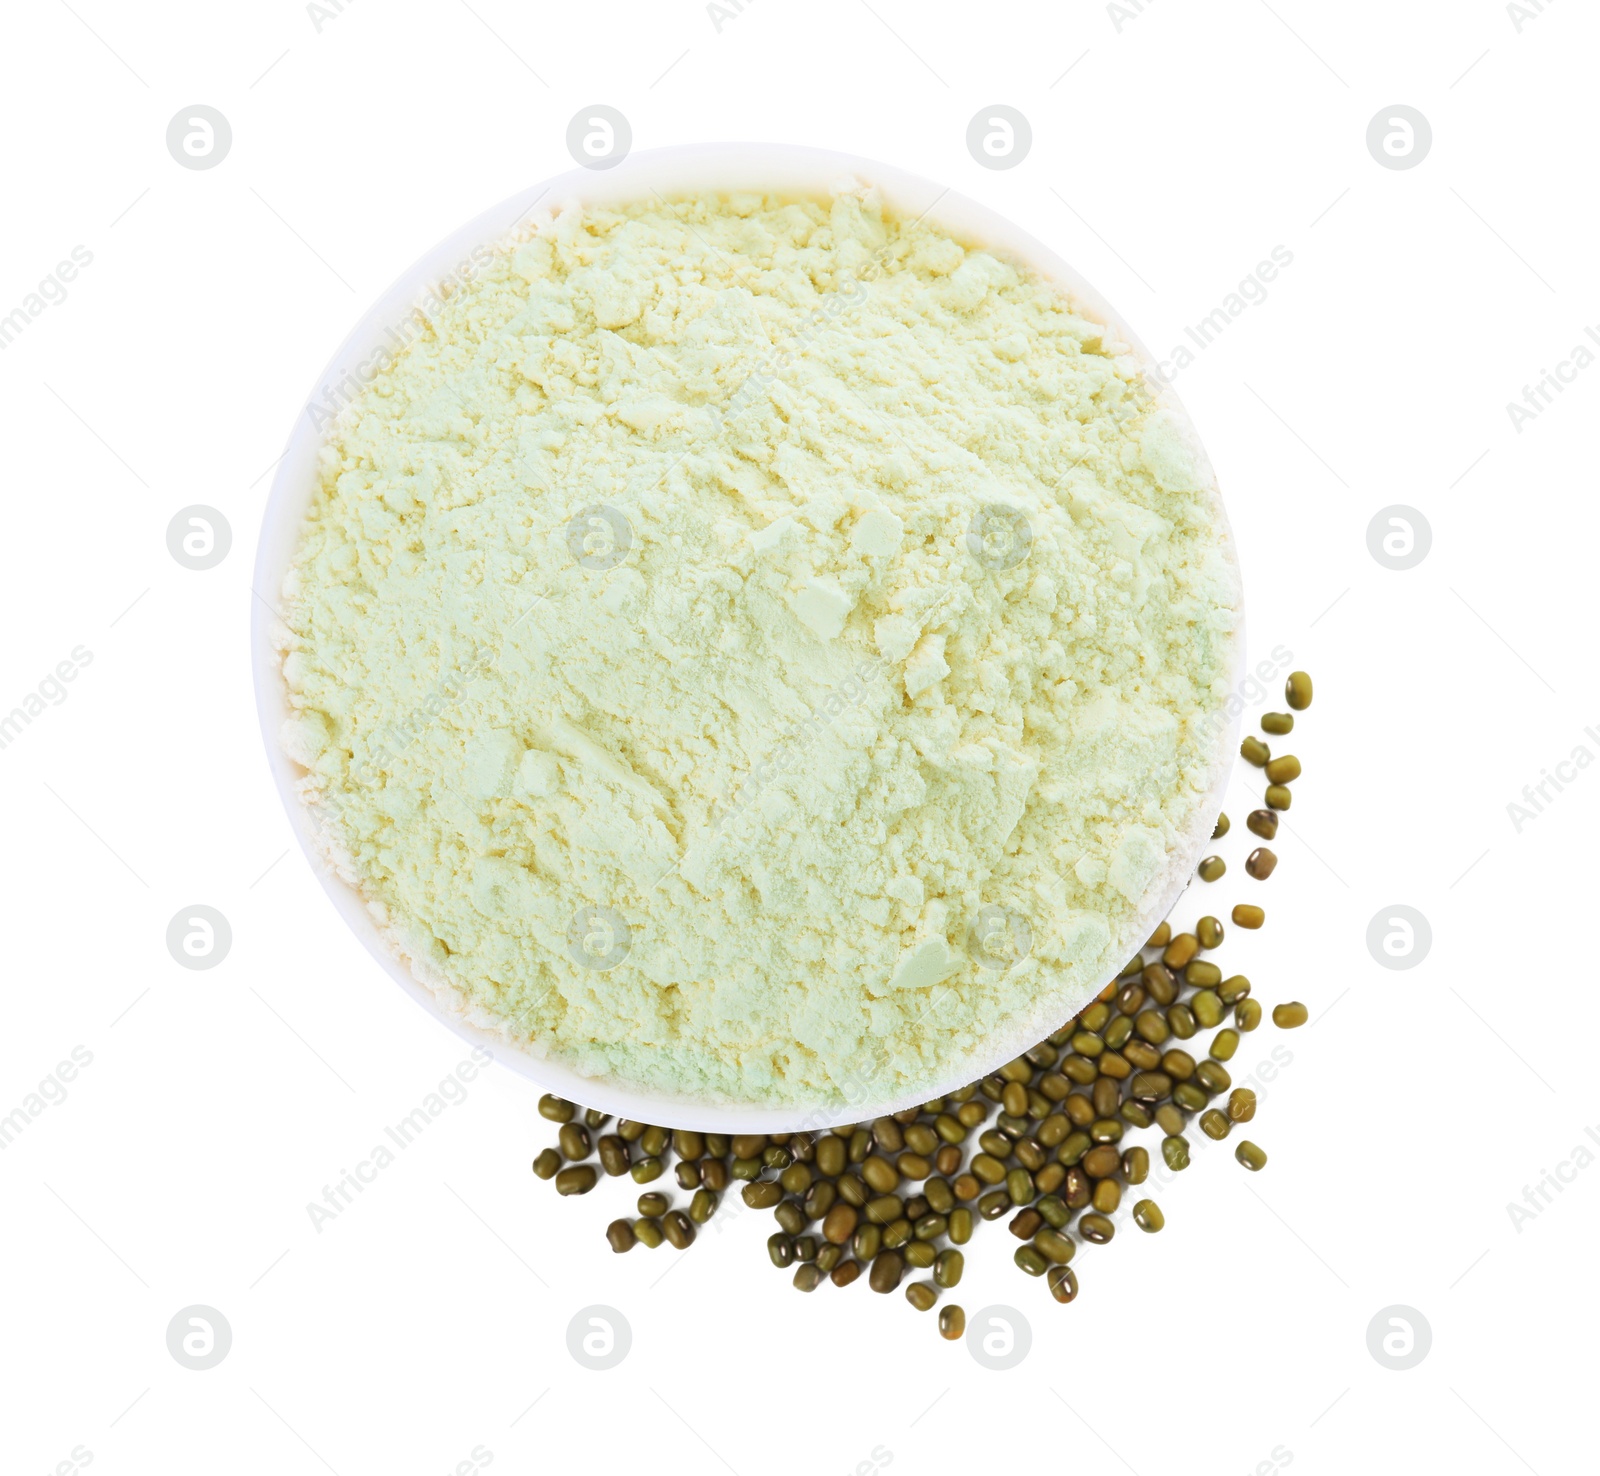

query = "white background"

[2,1,1594,1473]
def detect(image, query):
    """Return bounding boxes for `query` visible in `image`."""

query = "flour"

[276,187,1240,1108]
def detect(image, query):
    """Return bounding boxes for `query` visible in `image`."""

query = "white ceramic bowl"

[252,143,1244,1132]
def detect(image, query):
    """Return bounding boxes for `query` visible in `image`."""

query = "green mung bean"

[1047,1266,1079,1304]
[1195,1060,1231,1094]
[1014,1245,1048,1276]
[538,1094,574,1123]
[1265,755,1300,785]
[1246,808,1279,840]
[1078,1213,1114,1244]
[868,1250,904,1293]
[1246,847,1278,879]
[742,1179,782,1208]
[1200,1109,1231,1141]
[861,1156,899,1194]
[556,1165,597,1196]
[558,1123,590,1160]
[1034,1228,1076,1264]
[1132,1199,1164,1233]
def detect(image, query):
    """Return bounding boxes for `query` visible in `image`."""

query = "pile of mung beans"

[531,672,1316,1339]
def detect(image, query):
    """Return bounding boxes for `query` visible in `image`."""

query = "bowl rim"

[251,141,1245,1133]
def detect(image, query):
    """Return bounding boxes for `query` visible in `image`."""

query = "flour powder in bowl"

[263,152,1242,1124]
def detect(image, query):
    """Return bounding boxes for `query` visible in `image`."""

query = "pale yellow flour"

[276,188,1239,1108]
